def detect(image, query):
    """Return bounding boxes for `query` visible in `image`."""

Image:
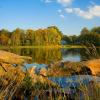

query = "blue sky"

[0,0,100,35]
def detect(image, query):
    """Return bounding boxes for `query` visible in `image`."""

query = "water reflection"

[5,48,62,64]
[61,48,100,61]
[2,47,100,64]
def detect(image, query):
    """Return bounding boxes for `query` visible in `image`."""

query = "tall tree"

[91,27,100,34]
[81,27,90,35]
[11,28,25,46]
[0,29,10,45]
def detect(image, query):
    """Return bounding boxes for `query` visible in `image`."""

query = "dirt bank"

[86,59,100,76]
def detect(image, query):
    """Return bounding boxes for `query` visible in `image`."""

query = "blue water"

[62,54,81,62]
[24,63,47,69]
[24,63,100,88]
[23,63,100,100]
[24,63,48,74]
[49,75,100,88]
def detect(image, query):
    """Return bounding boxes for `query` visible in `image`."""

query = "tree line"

[0,26,62,46]
[0,26,100,46]
[62,27,100,46]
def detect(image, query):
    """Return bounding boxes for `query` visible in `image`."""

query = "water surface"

[2,47,100,64]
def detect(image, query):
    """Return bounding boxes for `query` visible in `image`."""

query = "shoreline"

[0,45,100,49]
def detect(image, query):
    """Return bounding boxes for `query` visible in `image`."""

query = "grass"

[0,45,100,99]
[0,59,100,99]
[0,63,100,99]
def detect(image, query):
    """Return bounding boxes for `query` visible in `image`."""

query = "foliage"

[0,29,10,45]
[91,26,100,34]
[62,27,100,46]
[0,26,62,46]
[20,74,33,96]
[81,27,90,35]
[77,32,100,46]
[62,35,72,44]
[0,26,100,46]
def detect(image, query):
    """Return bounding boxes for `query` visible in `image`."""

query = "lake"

[2,47,100,64]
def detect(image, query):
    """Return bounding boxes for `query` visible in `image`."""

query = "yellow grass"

[86,59,100,76]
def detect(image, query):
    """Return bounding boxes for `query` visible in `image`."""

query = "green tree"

[91,27,100,34]
[47,26,62,45]
[62,35,72,44]
[69,35,78,44]
[81,27,90,35]
[0,29,10,45]
[11,28,25,46]
[26,29,35,46]
[78,32,100,46]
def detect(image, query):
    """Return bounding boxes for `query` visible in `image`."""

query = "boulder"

[0,50,32,65]
[86,59,100,76]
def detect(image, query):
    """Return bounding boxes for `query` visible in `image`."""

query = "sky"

[0,0,100,35]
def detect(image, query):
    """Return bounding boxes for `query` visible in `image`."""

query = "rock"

[86,59,100,76]
[0,50,32,65]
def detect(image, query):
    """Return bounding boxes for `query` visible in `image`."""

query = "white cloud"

[89,5,100,17]
[60,14,65,18]
[43,0,72,5]
[57,0,73,6]
[65,8,73,13]
[65,5,100,19]
[43,0,100,19]
[73,8,93,19]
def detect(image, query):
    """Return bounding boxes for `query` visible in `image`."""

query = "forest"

[62,26,100,46]
[0,26,100,46]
